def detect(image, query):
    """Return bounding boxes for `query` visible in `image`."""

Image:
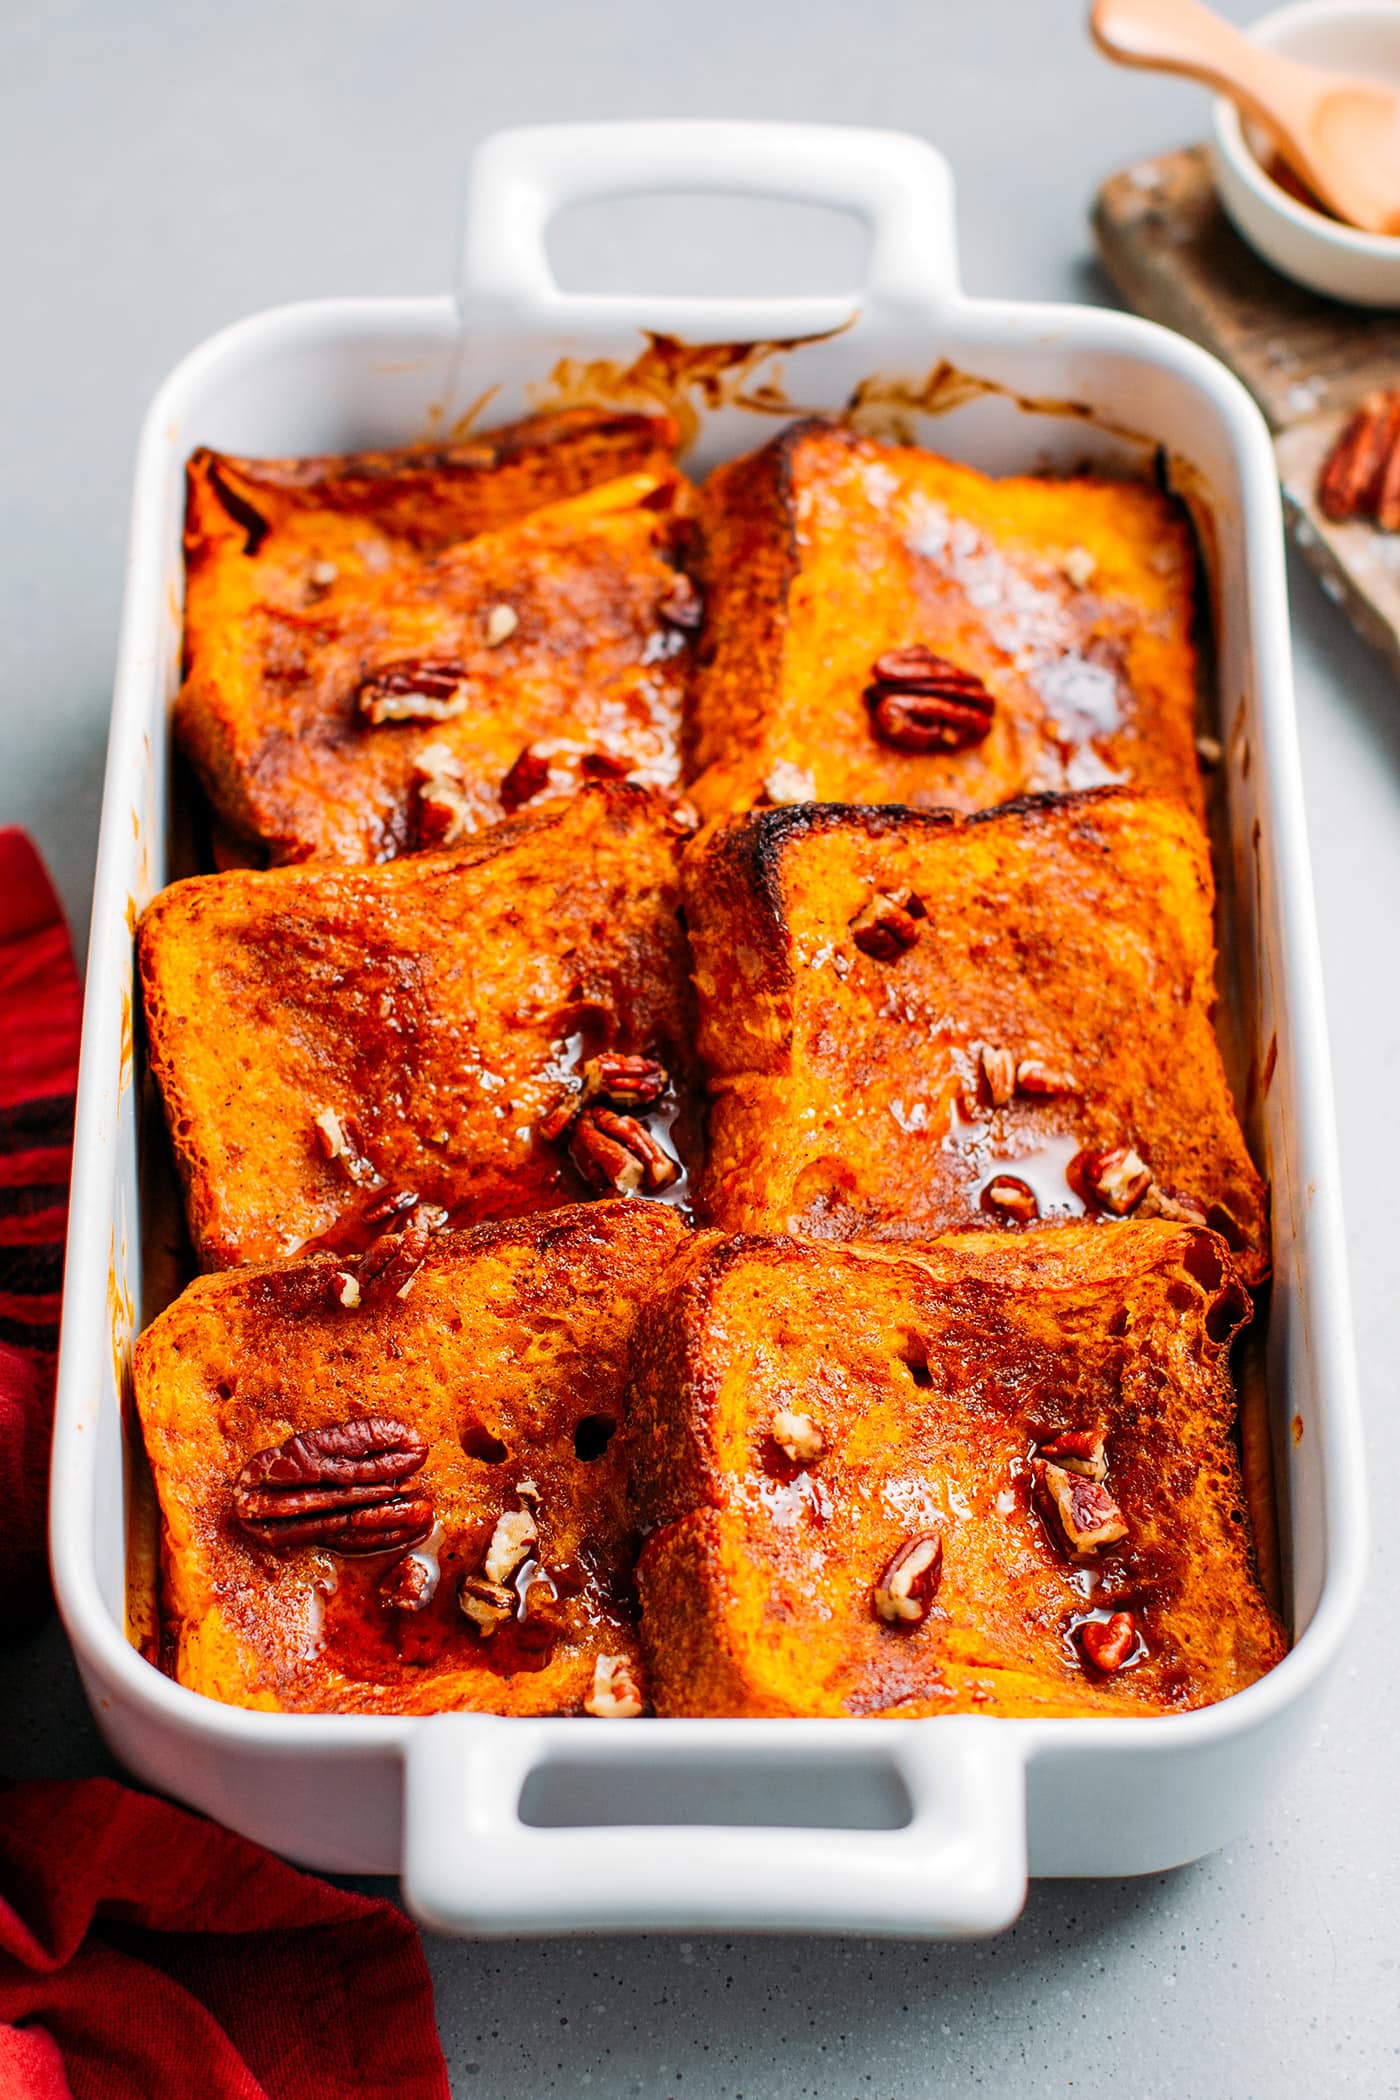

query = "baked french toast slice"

[685,790,1268,1281]
[179,409,694,865]
[688,418,1202,822]
[631,1225,1285,1719]
[138,782,696,1269]
[134,1202,685,1716]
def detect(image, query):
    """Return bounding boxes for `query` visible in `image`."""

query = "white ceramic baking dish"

[51,122,1366,1939]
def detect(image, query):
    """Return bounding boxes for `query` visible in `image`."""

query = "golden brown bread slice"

[688,419,1202,822]
[133,1202,685,1715]
[685,789,1269,1282]
[138,782,696,1269]
[631,1225,1286,1719]
[179,408,693,865]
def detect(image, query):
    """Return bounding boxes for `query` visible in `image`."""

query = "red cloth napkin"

[0,830,81,1638]
[0,835,450,2097]
[0,1779,450,2100]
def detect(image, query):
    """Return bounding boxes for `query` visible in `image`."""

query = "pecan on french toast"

[138,781,696,1269]
[631,1225,1285,1719]
[179,409,695,866]
[685,790,1268,1282]
[134,1202,684,1715]
[687,419,1202,822]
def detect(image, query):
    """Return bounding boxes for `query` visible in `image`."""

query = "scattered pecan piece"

[328,1268,361,1311]
[763,760,815,805]
[1136,1184,1208,1226]
[658,570,703,630]
[1317,389,1400,530]
[232,1417,431,1555]
[1061,546,1097,589]
[1034,1460,1128,1554]
[413,742,477,848]
[851,892,921,961]
[976,1043,1017,1109]
[362,1185,420,1228]
[981,1175,1039,1224]
[1015,1057,1078,1097]
[865,647,996,753]
[1079,1610,1139,1674]
[873,1533,944,1625]
[1037,1426,1108,1482]
[581,1053,668,1109]
[459,1575,514,1636]
[484,602,518,646]
[358,1221,432,1303]
[584,1653,645,1718]
[357,659,470,726]
[568,1106,679,1195]
[770,1409,824,1464]
[381,1546,438,1611]
[1078,1144,1152,1216]
[499,744,552,813]
[482,1507,537,1587]
[311,1106,377,1186]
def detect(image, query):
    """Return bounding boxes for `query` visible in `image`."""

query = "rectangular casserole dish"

[51,121,1366,1938]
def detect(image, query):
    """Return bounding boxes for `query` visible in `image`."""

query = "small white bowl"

[1209,0,1400,307]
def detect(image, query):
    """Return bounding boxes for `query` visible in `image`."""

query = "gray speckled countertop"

[3,3,1397,2093]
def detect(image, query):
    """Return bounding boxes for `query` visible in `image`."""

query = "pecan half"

[873,1533,944,1625]
[1034,1459,1128,1555]
[865,647,995,753]
[357,1221,432,1303]
[499,744,552,813]
[770,1409,824,1464]
[568,1105,679,1195]
[1037,1426,1108,1482]
[1078,1144,1152,1216]
[232,1417,431,1555]
[851,892,921,961]
[981,1175,1039,1224]
[1317,389,1400,530]
[357,659,470,726]
[1079,1610,1139,1673]
[584,1653,645,1717]
[581,1053,668,1109]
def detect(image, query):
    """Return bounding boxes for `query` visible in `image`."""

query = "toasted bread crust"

[179,410,690,865]
[134,1203,685,1714]
[684,789,1268,1279]
[139,782,695,1268]
[631,1226,1285,1719]
[689,419,1203,821]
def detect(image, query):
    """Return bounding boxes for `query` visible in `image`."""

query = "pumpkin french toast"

[687,418,1202,823]
[685,789,1268,1282]
[178,409,694,866]
[631,1225,1285,1719]
[138,781,696,1269]
[134,1202,685,1715]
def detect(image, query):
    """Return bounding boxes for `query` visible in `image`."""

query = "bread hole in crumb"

[1206,1283,1250,1345]
[1182,1235,1227,1294]
[461,1422,509,1465]
[899,1336,934,1388]
[1204,1204,1248,1254]
[574,1414,618,1462]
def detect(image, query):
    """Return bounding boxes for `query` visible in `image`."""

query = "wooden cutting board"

[1093,145,1400,683]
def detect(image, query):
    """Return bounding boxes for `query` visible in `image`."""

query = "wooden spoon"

[1092,0,1400,236]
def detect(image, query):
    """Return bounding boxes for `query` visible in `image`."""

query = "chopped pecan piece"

[1015,1057,1078,1097]
[865,647,995,753]
[584,1653,645,1717]
[381,1547,438,1611]
[976,1042,1018,1109]
[658,570,703,631]
[484,602,519,646]
[499,744,552,813]
[770,1409,824,1464]
[311,1106,377,1186]
[981,1174,1039,1224]
[232,1416,431,1555]
[1078,1611,1139,1673]
[1034,1460,1128,1554]
[873,1533,944,1625]
[851,893,921,961]
[459,1575,514,1636]
[1078,1144,1152,1216]
[482,1507,537,1587]
[362,1185,420,1227]
[1037,1426,1108,1482]
[1317,389,1400,530]
[357,659,470,726]
[1061,546,1097,589]
[1136,1184,1208,1226]
[413,742,477,848]
[328,1268,361,1311]
[568,1106,679,1195]
[763,760,815,805]
[357,1221,432,1303]
[581,1053,668,1109]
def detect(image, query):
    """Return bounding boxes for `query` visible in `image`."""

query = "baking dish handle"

[459,120,961,326]
[401,1715,1026,1938]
